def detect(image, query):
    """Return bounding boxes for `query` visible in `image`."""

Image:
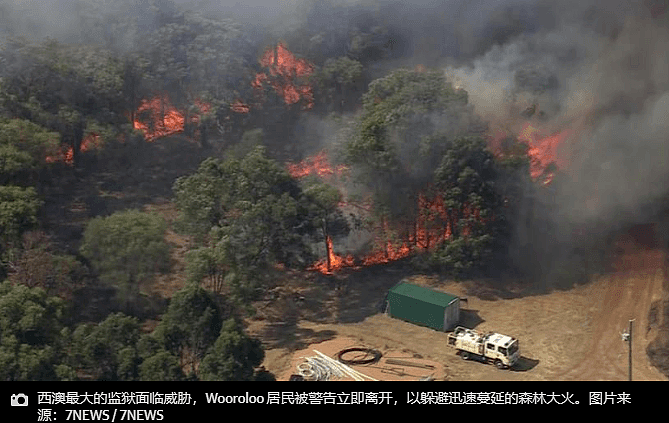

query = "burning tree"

[303,181,351,274]
[286,151,348,179]
[133,95,185,141]
[342,68,508,274]
[0,39,129,167]
[252,42,315,110]
[516,122,573,184]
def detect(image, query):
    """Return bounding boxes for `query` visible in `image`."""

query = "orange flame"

[190,100,212,124]
[45,132,103,165]
[45,146,73,165]
[518,122,573,181]
[132,95,212,141]
[253,42,314,109]
[308,236,355,274]
[289,152,488,274]
[315,194,490,273]
[286,151,348,179]
[360,230,413,266]
[80,133,102,152]
[230,99,250,114]
[133,96,185,141]
[410,193,451,249]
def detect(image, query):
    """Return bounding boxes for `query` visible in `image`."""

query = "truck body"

[447,326,520,369]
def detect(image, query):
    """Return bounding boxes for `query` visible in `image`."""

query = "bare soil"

[249,237,669,381]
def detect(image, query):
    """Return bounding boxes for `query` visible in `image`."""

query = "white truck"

[447,326,520,369]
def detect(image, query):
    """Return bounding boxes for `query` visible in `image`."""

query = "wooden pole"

[628,319,633,382]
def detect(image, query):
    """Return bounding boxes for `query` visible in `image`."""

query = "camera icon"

[11,393,28,406]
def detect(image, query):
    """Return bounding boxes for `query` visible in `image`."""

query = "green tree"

[140,11,248,110]
[0,39,127,166]
[345,68,487,254]
[0,185,40,255]
[303,181,349,272]
[7,231,88,300]
[184,244,230,295]
[199,318,265,381]
[0,118,61,183]
[136,332,186,381]
[427,136,505,276]
[0,281,72,380]
[346,69,475,221]
[313,56,365,113]
[68,313,141,381]
[174,147,317,300]
[139,349,185,381]
[0,144,33,185]
[153,284,222,377]
[224,128,264,160]
[79,210,170,314]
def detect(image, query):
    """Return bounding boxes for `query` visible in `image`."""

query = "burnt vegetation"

[1,0,668,380]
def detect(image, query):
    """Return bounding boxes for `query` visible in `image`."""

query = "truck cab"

[447,326,520,369]
[484,333,520,368]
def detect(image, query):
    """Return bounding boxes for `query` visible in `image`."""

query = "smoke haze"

[2,0,668,284]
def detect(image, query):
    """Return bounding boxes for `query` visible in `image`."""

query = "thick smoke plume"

[442,2,669,286]
[3,0,668,286]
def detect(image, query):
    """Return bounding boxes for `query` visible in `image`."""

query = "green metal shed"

[385,281,460,331]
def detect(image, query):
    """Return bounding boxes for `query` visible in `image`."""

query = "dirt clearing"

[250,245,669,381]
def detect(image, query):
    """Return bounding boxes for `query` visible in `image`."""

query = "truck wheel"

[461,351,469,360]
[494,360,505,370]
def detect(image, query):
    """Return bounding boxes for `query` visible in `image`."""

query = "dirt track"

[252,241,669,381]
[555,245,668,380]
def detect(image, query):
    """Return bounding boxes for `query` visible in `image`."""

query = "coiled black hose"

[336,347,383,365]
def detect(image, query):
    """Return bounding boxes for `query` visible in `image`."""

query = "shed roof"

[389,282,458,307]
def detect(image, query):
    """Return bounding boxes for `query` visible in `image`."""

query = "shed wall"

[386,283,460,331]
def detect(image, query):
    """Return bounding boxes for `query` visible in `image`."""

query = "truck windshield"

[507,341,519,356]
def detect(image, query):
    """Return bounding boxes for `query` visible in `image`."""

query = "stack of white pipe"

[312,350,377,381]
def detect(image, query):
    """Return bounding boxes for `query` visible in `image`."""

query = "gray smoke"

[445,4,669,225]
[2,0,668,283]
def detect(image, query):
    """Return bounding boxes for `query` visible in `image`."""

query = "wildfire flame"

[413,193,452,248]
[49,96,212,163]
[45,132,102,165]
[360,224,413,267]
[133,96,185,141]
[308,236,355,274]
[190,100,212,123]
[288,151,488,274]
[230,99,250,114]
[286,151,348,179]
[132,95,212,142]
[517,122,572,182]
[488,122,572,185]
[45,147,73,165]
[252,42,314,109]
[80,133,102,152]
[358,195,486,268]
